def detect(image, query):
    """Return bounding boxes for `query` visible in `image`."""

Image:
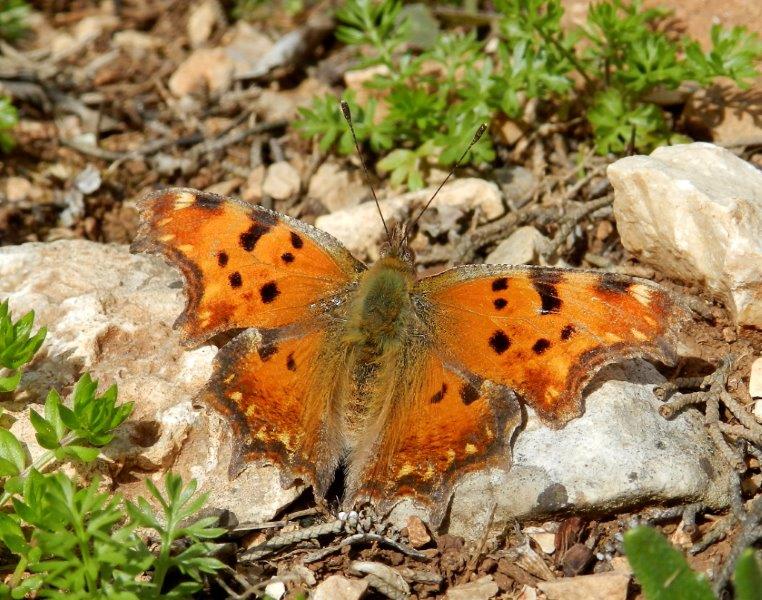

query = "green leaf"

[0,456,20,477]
[0,512,28,554]
[3,474,23,495]
[0,372,21,392]
[10,574,43,599]
[734,549,762,600]
[57,404,78,431]
[624,526,714,600]
[30,409,59,450]
[0,428,26,475]
[0,299,46,382]
[587,88,669,154]
[57,445,100,463]
[44,389,67,441]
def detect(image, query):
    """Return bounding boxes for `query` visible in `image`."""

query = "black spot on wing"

[229,272,242,288]
[561,324,575,340]
[195,192,223,210]
[217,251,229,267]
[290,232,304,249]
[240,221,272,252]
[531,271,563,315]
[281,252,294,264]
[489,330,511,354]
[286,352,296,371]
[493,298,507,310]
[532,338,551,354]
[491,277,508,291]
[260,281,280,303]
[597,272,633,294]
[430,383,448,404]
[460,383,479,405]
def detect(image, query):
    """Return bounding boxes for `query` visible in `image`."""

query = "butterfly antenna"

[340,100,391,242]
[404,123,487,243]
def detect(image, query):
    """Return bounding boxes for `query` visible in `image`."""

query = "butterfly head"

[379,223,416,267]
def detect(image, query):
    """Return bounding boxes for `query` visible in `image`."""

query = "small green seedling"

[0,300,46,392]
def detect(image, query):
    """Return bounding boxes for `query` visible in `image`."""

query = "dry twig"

[303,532,428,564]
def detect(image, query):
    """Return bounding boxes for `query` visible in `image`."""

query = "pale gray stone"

[263,161,301,201]
[485,226,549,265]
[608,142,762,328]
[168,48,234,97]
[316,178,504,261]
[307,162,367,213]
[390,360,733,541]
[0,240,300,522]
[312,575,368,600]
[187,0,224,48]
[537,572,630,600]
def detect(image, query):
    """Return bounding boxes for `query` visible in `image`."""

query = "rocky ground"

[1,1,762,599]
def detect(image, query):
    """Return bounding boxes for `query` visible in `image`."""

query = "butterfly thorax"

[343,256,416,361]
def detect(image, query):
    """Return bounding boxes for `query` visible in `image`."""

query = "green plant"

[0,303,224,597]
[335,0,408,66]
[30,373,133,463]
[0,0,28,42]
[624,526,762,600]
[0,373,132,506]
[295,0,762,189]
[295,91,393,155]
[0,472,224,598]
[126,473,226,597]
[0,300,46,392]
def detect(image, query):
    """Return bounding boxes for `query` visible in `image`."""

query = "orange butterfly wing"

[346,351,521,524]
[130,188,364,345]
[131,187,363,492]
[416,265,686,425]
[201,327,342,494]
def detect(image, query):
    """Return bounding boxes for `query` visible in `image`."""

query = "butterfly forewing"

[132,187,363,496]
[415,265,685,425]
[130,188,364,346]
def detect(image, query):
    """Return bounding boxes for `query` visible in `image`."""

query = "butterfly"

[130,178,686,525]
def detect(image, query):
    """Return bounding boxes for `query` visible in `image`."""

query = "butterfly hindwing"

[416,265,685,425]
[345,349,522,525]
[130,188,364,345]
[200,326,343,495]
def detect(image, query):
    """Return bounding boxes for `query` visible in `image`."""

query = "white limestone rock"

[262,161,301,201]
[168,47,234,97]
[312,575,368,600]
[0,240,300,523]
[445,576,499,600]
[537,572,630,600]
[307,162,367,213]
[608,142,762,328]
